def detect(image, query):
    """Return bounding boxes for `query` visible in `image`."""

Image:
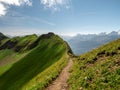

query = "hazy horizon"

[1,29,120,37]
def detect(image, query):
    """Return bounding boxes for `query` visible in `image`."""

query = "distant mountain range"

[63,30,120,55]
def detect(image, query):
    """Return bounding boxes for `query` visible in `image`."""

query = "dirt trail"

[45,58,73,90]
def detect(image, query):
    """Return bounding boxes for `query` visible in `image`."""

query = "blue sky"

[0,0,120,36]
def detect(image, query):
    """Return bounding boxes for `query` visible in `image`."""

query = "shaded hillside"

[69,38,120,90]
[0,32,71,90]
[0,32,8,46]
[0,32,7,41]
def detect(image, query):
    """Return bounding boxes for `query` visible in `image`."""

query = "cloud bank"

[0,0,32,16]
[41,0,70,10]
[0,0,71,16]
[0,3,6,16]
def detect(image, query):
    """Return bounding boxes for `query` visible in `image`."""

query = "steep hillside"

[69,38,120,90]
[0,32,71,90]
[0,32,7,41]
[0,32,8,46]
[0,34,38,76]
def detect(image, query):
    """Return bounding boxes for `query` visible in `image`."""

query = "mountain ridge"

[0,32,72,90]
[0,31,120,90]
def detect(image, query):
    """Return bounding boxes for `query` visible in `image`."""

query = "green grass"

[16,34,38,49]
[0,49,16,76]
[0,34,38,52]
[69,39,120,90]
[0,38,9,47]
[0,51,30,76]
[0,34,38,76]
[0,63,13,76]
[10,34,38,52]
[0,34,69,90]
[0,49,14,60]
[22,52,69,90]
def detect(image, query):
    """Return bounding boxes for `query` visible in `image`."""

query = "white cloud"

[0,3,6,16]
[0,0,71,16]
[41,0,63,6]
[0,0,32,6]
[0,0,32,16]
[40,0,70,10]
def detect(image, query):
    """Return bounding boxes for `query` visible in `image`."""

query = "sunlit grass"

[69,39,120,90]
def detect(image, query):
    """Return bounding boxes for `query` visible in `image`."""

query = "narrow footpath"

[45,58,73,90]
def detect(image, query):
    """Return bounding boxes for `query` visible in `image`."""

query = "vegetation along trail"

[45,58,73,90]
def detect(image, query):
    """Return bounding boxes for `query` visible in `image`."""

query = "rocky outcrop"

[0,32,7,41]
[0,40,18,50]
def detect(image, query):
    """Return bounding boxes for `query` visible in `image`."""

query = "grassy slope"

[0,35,38,76]
[0,50,29,76]
[69,39,120,90]
[0,35,69,90]
[12,34,38,50]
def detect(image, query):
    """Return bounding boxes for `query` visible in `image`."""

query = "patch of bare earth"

[45,58,73,90]
[0,55,14,66]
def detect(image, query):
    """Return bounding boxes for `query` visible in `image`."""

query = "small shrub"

[97,50,105,56]
[101,68,108,75]
[116,68,120,75]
